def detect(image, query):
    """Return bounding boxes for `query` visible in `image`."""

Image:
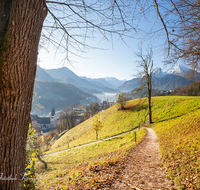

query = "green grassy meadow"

[36,96,200,189]
[46,102,142,155]
[36,129,146,189]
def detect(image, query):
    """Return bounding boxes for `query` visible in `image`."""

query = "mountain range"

[34,64,199,115]
[36,67,123,94]
[32,81,98,116]
[117,64,199,92]
[33,67,125,115]
[36,64,197,93]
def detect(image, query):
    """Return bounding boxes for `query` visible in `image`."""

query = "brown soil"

[103,127,177,190]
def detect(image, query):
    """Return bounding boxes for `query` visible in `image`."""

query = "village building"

[31,114,57,133]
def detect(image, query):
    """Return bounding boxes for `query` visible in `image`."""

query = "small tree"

[84,111,91,121]
[92,114,104,140]
[117,92,129,110]
[197,84,200,94]
[57,106,78,133]
[24,123,38,189]
[134,47,157,124]
[89,102,100,116]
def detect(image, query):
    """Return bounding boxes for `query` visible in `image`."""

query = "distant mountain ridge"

[104,77,126,88]
[32,81,98,116]
[118,64,199,92]
[80,76,115,89]
[36,64,199,94]
[36,67,58,82]
[36,67,121,94]
[34,67,122,115]
[33,64,200,116]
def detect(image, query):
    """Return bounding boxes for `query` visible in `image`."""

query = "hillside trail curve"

[42,125,177,189]
[104,126,177,190]
[43,127,141,157]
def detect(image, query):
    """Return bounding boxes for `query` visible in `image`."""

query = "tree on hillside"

[89,102,100,116]
[83,111,91,121]
[57,106,78,133]
[24,123,38,189]
[32,90,44,114]
[92,114,104,140]
[117,92,129,110]
[102,100,111,110]
[134,48,157,124]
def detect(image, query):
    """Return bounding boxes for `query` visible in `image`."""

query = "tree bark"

[148,75,152,124]
[96,131,98,140]
[0,0,47,189]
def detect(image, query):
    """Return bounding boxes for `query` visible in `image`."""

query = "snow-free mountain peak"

[44,67,78,79]
[104,77,126,88]
[36,66,58,82]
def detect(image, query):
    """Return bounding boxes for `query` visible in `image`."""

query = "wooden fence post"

[134,131,136,142]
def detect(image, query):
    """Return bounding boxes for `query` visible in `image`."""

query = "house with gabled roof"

[31,114,57,133]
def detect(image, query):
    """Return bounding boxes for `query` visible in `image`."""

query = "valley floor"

[103,126,177,190]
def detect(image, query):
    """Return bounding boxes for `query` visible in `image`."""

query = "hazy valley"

[33,64,199,116]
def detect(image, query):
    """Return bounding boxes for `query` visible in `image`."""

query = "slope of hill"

[105,77,126,88]
[44,67,120,93]
[153,99,200,189]
[32,81,98,115]
[44,67,98,89]
[118,74,198,92]
[81,76,115,89]
[36,96,200,189]
[47,96,200,153]
[117,78,140,92]
[154,74,196,90]
[36,67,58,82]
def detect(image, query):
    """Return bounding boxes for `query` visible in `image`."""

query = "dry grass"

[38,96,200,189]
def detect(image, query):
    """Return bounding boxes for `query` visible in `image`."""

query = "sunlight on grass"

[153,109,200,189]
[46,102,143,154]
[39,96,200,189]
[36,128,147,189]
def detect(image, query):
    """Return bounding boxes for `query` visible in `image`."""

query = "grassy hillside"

[151,97,200,189]
[36,96,200,189]
[128,96,200,189]
[36,102,147,189]
[36,130,146,189]
[46,102,143,154]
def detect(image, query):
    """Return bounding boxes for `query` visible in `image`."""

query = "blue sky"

[38,34,171,80]
[38,3,173,81]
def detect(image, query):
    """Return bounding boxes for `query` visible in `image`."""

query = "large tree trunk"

[148,93,152,124]
[148,76,152,124]
[0,0,47,189]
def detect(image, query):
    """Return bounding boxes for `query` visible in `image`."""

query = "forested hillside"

[32,81,98,115]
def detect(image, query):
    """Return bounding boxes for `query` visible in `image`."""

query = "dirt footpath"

[105,127,177,190]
